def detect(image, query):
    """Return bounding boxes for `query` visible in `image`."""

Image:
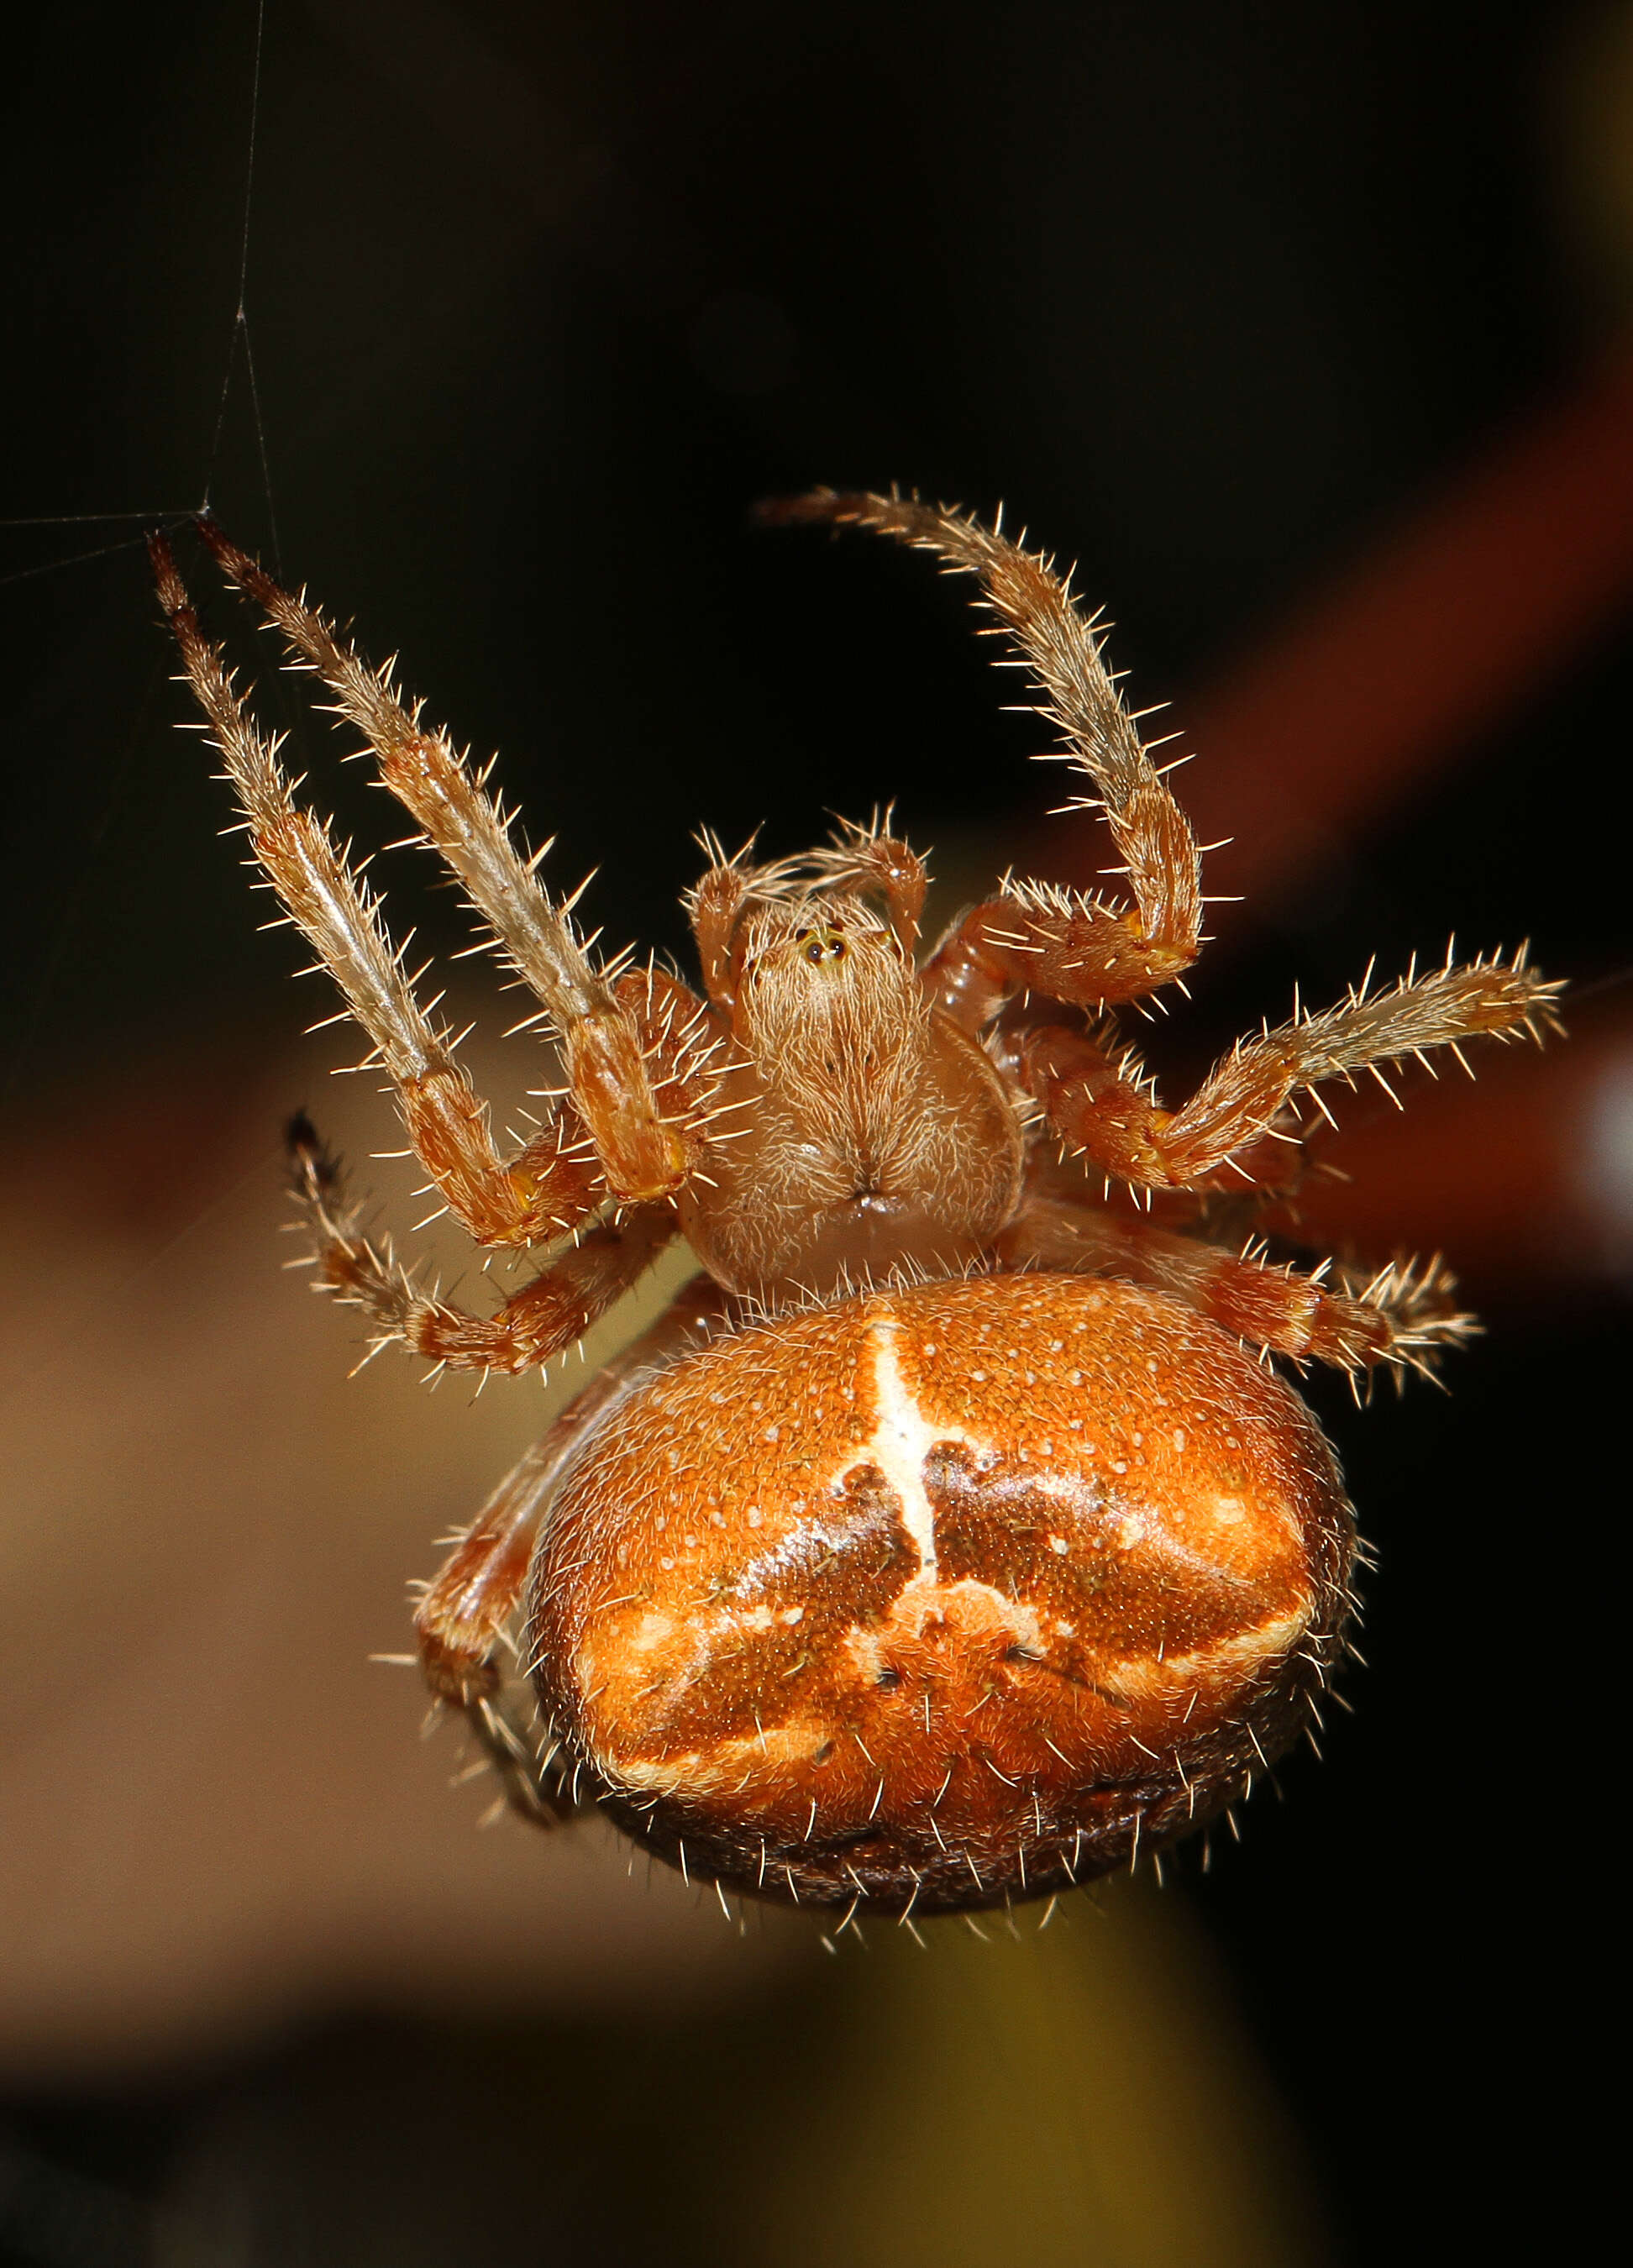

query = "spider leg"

[923,885,1199,1031]
[411,1274,729,1826]
[801,812,927,957]
[151,533,605,1247]
[685,832,774,1013]
[999,1188,1473,1379]
[761,489,1201,1021]
[193,519,691,1205]
[1025,948,1564,1191]
[1019,1021,1305,1196]
[611,960,726,1127]
[287,1116,675,1378]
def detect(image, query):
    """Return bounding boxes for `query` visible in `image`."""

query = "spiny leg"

[287,1116,675,1378]
[1000,1189,1473,1380]
[923,872,1205,1033]
[1026,948,1565,1192]
[686,832,765,1011]
[194,518,690,1203]
[609,961,726,1131]
[1019,1023,1305,1198]
[760,488,1202,1021]
[801,812,927,957]
[151,532,605,1248]
[412,1275,730,1824]
[417,1394,638,1825]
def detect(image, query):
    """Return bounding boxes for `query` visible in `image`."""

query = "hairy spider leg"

[687,837,777,1012]
[1024,948,1564,1192]
[759,489,1202,1026]
[151,532,607,1247]
[192,518,694,1205]
[1000,1189,1472,1378]
[411,1275,729,1826]
[287,1117,676,1382]
[413,1269,727,1698]
[802,814,927,957]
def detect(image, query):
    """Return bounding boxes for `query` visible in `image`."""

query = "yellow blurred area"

[1553,1,1633,312]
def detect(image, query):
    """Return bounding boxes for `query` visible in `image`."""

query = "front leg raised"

[195,518,693,1205]
[762,488,1203,1019]
[152,531,611,1249]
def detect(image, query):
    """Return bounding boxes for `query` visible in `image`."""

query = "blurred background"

[3,2,1630,2260]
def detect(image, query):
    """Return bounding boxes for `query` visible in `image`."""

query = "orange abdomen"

[526,1273,1356,1912]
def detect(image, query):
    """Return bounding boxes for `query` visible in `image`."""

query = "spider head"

[727,893,921,1068]
[677,849,1023,1300]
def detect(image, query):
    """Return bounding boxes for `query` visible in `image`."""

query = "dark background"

[2,3,1627,2262]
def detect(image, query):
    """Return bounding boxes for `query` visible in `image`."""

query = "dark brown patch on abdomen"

[608,1459,919,1751]
[925,1438,1288,1673]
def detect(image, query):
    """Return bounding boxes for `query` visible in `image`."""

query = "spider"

[149,491,1558,1920]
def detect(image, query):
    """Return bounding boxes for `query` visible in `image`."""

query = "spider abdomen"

[526,1273,1357,1913]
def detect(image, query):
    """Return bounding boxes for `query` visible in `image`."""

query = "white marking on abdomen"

[851,1315,979,1581]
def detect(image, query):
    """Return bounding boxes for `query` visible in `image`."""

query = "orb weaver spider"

[149,491,1558,1917]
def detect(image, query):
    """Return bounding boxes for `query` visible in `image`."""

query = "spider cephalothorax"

[676,863,1024,1300]
[151,490,1560,1919]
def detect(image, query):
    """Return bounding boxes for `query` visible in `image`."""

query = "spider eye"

[801,927,848,964]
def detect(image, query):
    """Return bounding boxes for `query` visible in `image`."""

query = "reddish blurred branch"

[1184,332,1633,905]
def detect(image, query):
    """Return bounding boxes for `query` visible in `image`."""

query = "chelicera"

[150,491,1559,1920]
